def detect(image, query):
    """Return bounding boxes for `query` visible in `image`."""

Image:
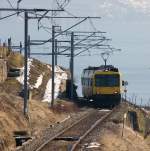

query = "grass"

[0,78,22,95]
[51,99,79,114]
[7,52,24,68]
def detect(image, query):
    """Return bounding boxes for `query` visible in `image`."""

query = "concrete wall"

[125,103,150,138]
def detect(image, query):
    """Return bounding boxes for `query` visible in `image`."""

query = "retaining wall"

[125,102,150,138]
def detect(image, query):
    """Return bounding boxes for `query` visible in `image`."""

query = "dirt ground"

[80,104,150,151]
[0,53,76,151]
[0,92,77,151]
[98,122,150,151]
[79,121,150,151]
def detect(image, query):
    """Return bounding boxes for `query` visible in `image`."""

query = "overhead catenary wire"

[75,39,108,57]
[59,32,96,53]
[51,0,72,25]
[5,0,24,19]
[35,17,89,45]
[36,0,72,33]
[55,0,71,10]
[5,0,14,8]
[0,12,19,20]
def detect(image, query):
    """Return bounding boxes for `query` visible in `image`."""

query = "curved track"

[35,109,112,151]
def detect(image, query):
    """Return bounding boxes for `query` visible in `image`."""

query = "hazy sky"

[0,0,150,103]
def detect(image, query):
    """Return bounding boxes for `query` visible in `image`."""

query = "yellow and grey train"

[81,65,124,107]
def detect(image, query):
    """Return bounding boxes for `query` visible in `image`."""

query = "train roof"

[83,65,119,72]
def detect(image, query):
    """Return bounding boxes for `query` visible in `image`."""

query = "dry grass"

[0,46,9,58]
[0,78,22,96]
[0,54,71,150]
[0,93,28,151]
[7,52,24,68]
[51,99,79,114]
[0,93,69,151]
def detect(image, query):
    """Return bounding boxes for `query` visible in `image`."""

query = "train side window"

[82,78,84,85]
[84,78,86,86]
[83,78,85,85]
[89,79,91,86]
[86,78,88,86]
[87,79,90,86]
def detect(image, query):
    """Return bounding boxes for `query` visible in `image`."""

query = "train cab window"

[95,74,120,87]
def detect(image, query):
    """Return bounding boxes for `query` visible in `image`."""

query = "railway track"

[35,109,113,151]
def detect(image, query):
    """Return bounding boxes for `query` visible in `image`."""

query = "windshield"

[95,74,120,87]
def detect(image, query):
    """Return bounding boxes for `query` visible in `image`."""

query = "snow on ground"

[85,142,101,149]
[142,108,150,114]
[17,61,68,103]
[32,74,44,89]
[16,58,33,85]
[42,66,68,103]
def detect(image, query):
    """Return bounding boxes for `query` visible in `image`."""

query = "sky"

[0,0,150,104]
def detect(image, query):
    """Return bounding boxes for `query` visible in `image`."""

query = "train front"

[92,70,122,107]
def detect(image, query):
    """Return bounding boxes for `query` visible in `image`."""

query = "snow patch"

[142,108,150,114]
[99,109,111,112]
[33,74,44,89]
[42,65,68,103]
[84,142,101,149]
[16,58,33,85]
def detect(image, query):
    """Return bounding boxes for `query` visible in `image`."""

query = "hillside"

[0,52,75,151]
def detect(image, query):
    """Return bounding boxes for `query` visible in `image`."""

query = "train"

[81,65,124,107]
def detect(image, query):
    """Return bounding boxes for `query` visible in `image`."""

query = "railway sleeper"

[54,136,79,141]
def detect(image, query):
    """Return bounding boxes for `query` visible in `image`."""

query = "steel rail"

[70,110,113,151]
[35,110,96,151]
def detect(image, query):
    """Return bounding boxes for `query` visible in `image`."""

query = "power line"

[38,21,52,33]
[75,39,107,56]
[36,17,89,45]
[88,18,97,31]
[55,0,70,9]
[5,0,24,19]
[0,12,18,20]
[5,0,14,8]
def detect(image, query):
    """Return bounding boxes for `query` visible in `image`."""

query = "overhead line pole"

[70,32,74,99]
[24,11,28,116]
[59,32,96,53]
[55,39,58,65]
[51,25,55,107]
[0,7,64,115]
[34,17,90,45]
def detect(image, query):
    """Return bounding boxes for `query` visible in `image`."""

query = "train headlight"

[114,91,118,94]
[97,91,100,94]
